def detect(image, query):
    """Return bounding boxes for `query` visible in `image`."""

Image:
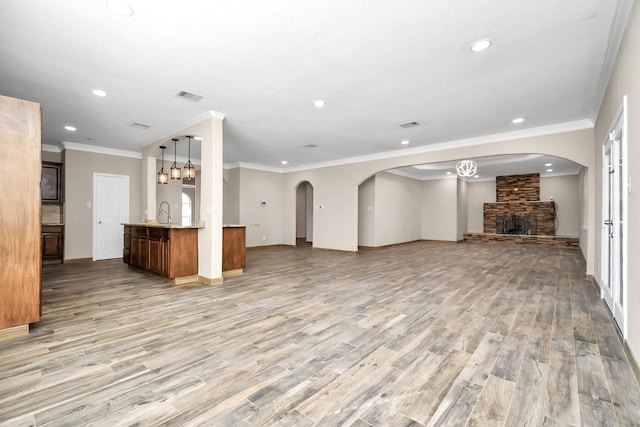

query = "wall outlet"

[262,235,267,241]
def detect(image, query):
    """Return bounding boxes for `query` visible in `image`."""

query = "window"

[182,192,192,226]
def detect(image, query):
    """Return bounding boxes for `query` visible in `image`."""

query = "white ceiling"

[0,0,632,170]
[389,154,581,181]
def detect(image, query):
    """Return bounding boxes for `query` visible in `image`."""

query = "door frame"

[93,173,129,261]
[600,96,628,336]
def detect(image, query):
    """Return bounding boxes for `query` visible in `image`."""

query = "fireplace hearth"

[497,214,537,235]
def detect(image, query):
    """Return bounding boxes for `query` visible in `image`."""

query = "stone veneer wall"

[464,233,578,248]
[496,173,539,201]
[483,201,556,235]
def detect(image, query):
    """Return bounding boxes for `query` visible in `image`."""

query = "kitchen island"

[123,223,249,283]
[123,223,201,284]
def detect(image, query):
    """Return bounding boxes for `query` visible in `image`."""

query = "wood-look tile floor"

[1,241,640,426]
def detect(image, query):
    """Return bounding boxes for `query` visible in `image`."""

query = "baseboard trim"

[222,269,243,278]
[64,257,93,264]
[311,247,358,254]
[359,240,423,250]
[247,244,296,251]
[198,275,224,285]
[173,275,199,285]
[624,342,640,387]
[0,324,29,341]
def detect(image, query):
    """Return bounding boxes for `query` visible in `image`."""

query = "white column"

[195,114,225,283]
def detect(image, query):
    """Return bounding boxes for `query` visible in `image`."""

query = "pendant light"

[184,135,196,180]
[157,146,168,184]
[456,159,478,177]
[170,138,181,180]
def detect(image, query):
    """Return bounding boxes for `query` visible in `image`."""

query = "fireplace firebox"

[496,214,537,235]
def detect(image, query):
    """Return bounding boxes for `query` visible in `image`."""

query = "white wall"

[578,167,589,257]
[63,149,142,260]
[223,168,240,224]
[540,175,580,236]
[594,1,640,361]
[358,175,376,247]
[421,178,459,241]
[282,128,594,255]
[467,180,496,232]
[374,172,422,246]
[155,158,182,225]
[238,168,284,247]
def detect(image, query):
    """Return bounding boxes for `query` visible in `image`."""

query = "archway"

[356,153,585,250]
[295,181,314,246]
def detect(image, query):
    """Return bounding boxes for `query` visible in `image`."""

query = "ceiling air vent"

[131,122,150,129]
[176,90,204,102]
[303,144,318,149]
[400,121,420,128]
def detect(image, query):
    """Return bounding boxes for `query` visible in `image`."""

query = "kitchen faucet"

[158,201,171,224]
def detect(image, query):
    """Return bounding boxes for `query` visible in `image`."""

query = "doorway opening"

[296,181,313,247]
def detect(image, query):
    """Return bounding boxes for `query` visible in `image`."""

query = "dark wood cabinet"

[223,226,246,274]
[123,225,197,282]
[42,225,64,264]
[148,228,169,276]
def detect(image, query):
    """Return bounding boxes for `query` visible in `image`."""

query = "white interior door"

[601,101,627,334]
[94,173,129,260]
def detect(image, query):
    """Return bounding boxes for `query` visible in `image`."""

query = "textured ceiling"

[0,0,631,170]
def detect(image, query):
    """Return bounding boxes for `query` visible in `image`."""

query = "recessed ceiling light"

[545,163,552,167]
[512,117,524,124]
[281,160,288,165]
[193,136,202,141]
[470,39,492,52]
[64,125,76,131]
[92,89,107,97]
[401,140,410,145]
[106,0,134,16]
[313,99,325,108]
[446,171,452,175]
[474,175,480,178]
[546,169,553,172]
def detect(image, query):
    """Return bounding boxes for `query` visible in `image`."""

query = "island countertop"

[122,223,204,229]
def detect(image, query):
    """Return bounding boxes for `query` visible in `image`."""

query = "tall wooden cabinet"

[0,95,42,333]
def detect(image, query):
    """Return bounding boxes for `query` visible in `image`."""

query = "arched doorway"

[295,181,313,246]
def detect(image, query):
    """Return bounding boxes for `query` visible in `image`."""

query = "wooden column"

[0,95,41,334]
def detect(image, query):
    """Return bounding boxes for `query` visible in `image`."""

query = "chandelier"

[184,136,196,180]
[170,138,181,180]
[156,145,168,184]
[456,160,478,177]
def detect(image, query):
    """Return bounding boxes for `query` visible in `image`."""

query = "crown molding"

[224,162,285,173]
[286,119,594,173]
[42,143,62,153]
[591,0,635,122]
[62,141,142,159]
[142,110,227,148]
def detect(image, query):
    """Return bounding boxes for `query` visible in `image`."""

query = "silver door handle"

[98,221,102,224]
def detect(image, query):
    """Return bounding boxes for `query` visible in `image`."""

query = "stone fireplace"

[483,173,556,236]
